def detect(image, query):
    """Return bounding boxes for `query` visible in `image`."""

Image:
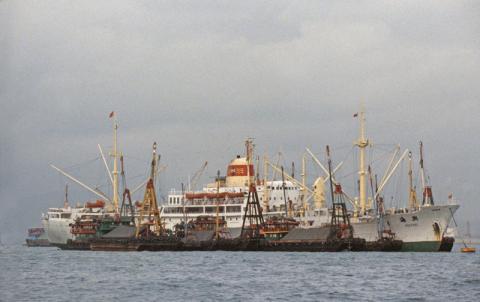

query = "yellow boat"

[460,247,476,253]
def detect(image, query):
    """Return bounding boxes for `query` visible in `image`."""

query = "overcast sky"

[1,0,479,243]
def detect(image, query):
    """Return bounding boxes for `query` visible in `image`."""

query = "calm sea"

[0,244,479,302]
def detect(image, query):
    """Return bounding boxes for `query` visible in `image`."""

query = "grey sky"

[1,0,479,242]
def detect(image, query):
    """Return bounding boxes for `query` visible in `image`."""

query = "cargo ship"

[299,110,459,252]
[161,110,459,252]
[43,110,459,252]
[43,113,129,247]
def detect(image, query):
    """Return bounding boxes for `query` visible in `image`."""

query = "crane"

[189,161,208,191]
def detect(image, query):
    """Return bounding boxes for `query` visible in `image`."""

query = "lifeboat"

[227,192,244,198]
[460,246,476,253]
[85,200,105,208]
[185,193,207,200]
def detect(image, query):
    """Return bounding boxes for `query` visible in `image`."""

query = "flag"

[109,111,115,118]
[353,113,358,117]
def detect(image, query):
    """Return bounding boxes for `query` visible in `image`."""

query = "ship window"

[230,206,241,212]
[186,207,203,214]
[61,213,71,219]
[274,197,276,201]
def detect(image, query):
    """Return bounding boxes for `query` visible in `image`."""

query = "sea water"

[0,244,479,301]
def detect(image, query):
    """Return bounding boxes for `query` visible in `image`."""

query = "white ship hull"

[352,204,459,251]
[162,203,458,251]
[41,207,105,246]
[42,217,74,245]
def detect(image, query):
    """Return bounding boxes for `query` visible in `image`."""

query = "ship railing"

[181,198,244,206]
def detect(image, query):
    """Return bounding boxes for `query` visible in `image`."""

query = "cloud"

[1,0,479,241]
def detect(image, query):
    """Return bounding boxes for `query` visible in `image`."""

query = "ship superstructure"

[162,140,302,235]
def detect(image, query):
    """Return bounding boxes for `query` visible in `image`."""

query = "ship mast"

[111,112,120,214]
[64,184,69,209]
[215,170,221,240]
[245,138,254,187]
[408,151,418,208]
[419,141,426,191]
[263,155,269,211]
[135,142,162,238]
[419,141,434,206]
[354,107,369,215]
[301,153,307,214]
[281,166,288,216]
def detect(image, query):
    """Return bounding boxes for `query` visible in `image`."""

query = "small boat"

[460,221,476,253]
[25,228,51,247]
[460,246,476,253]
